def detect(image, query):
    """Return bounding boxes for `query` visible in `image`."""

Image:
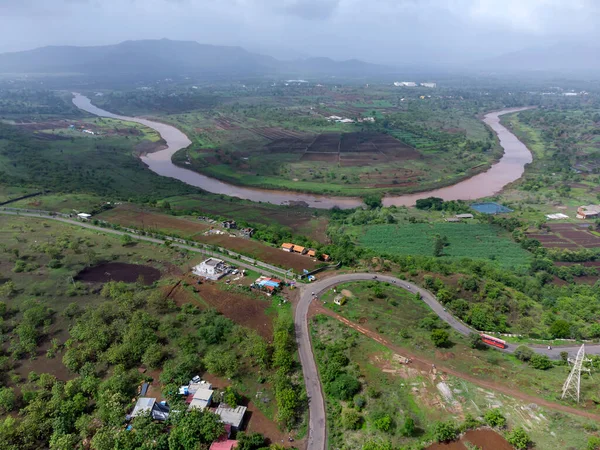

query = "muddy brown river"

[72,93,532,209]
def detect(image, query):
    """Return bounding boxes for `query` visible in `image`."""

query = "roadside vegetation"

[0,216,304,449]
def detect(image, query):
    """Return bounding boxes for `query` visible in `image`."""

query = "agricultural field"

[311,315,600,450]
[0,215,306,448]
[358,222,531,268]
[90,83,501,197]
[96,204,319,272]
[528,223,600,250]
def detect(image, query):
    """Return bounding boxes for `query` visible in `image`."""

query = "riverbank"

[72,94,533,210]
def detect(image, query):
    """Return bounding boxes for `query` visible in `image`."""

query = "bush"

[0,387,16,413]
[506,427,532,450]
[373,415,392,432]
[431,329,451,348]
[433,420,458,442]
[514,345,534,362]
[550,319,572,339]
[484,408,506,428]
[529,354,553,370]
[468,332,485,349]
[341,408,362,430]
[402,417,415,437]
[327,374,361,401]
[588,436,600,450]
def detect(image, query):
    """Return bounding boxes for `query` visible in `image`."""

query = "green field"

[359,222,531,268]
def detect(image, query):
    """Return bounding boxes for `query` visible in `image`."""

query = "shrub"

[0,387,16,413]
[506,427,532,450]
[373,415,392,432]
[402,417,415,437]
[327,374,361,401]
[431,329,451,348]
[529,354,553,370]
[514,346,534,362]
[433,420,458,442]
[484,408,506,428]
[550,319,572,339]
[341,408,362,430]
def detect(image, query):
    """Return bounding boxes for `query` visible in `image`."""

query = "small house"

[129,397,170,422]
[577,205,600,219]
[188,384,214,411]
[222,220,237,230]
[77,213,92,220]
[210,440,238,450]
[307,249,316,258]
[322,254,331,262]
[281,243,294,252]
[455,213,474,219]
[240,228,254,238]
[215,404,247,430]
[193,258,228,280]
[445,218,461,223]
[293,245,307,255]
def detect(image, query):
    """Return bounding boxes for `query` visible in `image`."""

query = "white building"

[188,381,214,411]
[215,404,247,430]
[394,81,417,87]
[193,258,228,280]
[420,82,437,88]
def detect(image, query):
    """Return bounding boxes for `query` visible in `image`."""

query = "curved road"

[296,273,600,450]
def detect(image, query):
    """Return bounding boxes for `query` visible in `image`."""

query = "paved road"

[296,273,600,450]
[0,210,285,279]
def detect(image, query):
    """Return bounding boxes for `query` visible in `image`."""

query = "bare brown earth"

[426,429,513,450]
[202,373,301,448]
[75,262,161,285]
[97,205,318,271]
[311,306,600,422]
[164,276,274,340]
[527,223,600,249]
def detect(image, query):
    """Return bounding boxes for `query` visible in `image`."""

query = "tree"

[514,346,534,362]
[222,386,241,408]
[363,194,383,209]
[433,236,445,257]
[550,319,572,339]
[0,387,16,414]
[484,409,506,428]
[341,408,362,430]
[468,333,485,349]
[433,421,458,442]
[506,427,532,450]
[168,410,225,450]
[237,432,266,450]
[326,374,361,401]
[431,329,451,348]
[120,234,133,246]
[529,354,553,370]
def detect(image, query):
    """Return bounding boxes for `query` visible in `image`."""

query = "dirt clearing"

[76,262,161,285]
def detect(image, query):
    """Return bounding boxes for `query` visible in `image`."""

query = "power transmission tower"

[561,344,591,404]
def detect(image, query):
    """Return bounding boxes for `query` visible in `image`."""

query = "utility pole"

[561,344,591,404]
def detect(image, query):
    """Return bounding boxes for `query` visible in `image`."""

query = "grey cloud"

[279,0,340,20]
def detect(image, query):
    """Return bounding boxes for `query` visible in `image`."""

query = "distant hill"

[0,39,389,77]
[479,43,600,74]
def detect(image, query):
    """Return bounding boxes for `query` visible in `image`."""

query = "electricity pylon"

[561,344,591,404]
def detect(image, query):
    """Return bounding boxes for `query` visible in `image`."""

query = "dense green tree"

[326,374,361,401]
[431,329,451,348]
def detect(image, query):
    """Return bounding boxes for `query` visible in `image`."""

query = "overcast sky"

[1,0,598,64]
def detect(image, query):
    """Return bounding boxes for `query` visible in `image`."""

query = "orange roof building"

[293,245,306,254]
[281,243,294,251]
[307,249,316,257]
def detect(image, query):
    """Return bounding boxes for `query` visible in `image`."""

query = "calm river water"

[72,93,532,209]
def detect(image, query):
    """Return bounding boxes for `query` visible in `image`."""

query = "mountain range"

[0,39,391,78]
